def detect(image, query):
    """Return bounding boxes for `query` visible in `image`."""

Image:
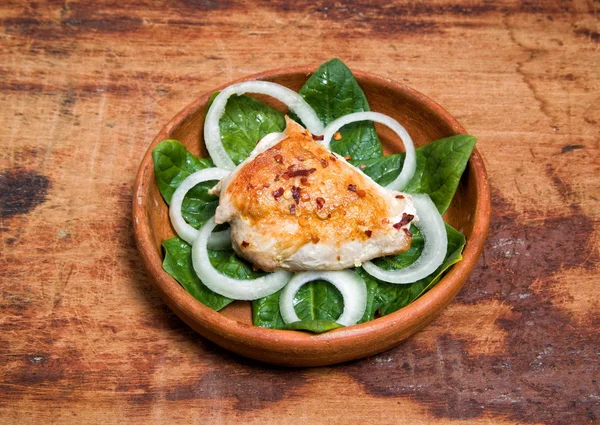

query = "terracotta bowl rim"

[133,65,491,350]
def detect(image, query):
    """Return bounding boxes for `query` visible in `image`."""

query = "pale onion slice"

[169,168,231,245]
[192,218,292,300]
[279,270,367,327]
[204,81,325,170]
[362,194,447,284]
[322,111,417,191]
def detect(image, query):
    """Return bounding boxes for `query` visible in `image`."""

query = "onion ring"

[169,168,231,245]
[322,111,417,191]
[205,81,325,170]
[192,218,292,300]
[279,270,367,326]
[362,194,447,283]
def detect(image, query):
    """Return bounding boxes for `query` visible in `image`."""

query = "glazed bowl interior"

[133,66,490,367]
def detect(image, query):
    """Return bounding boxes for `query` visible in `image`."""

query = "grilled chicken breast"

[213,117,417,271]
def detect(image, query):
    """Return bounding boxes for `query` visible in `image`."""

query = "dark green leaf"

[297,58,383,161]
[358,223,466,322]
[281,320,343,333]
[252,291,286,329]
[152,140,218,229]
[162,237,232,311]
[217,94,286,165]
[351,134,476,214]
[208,249,266,280]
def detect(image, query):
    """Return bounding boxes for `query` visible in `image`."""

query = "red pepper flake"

[298,156,305,162]
[356,189,366,198]
[365,230,372,238]
[246,183,254,190]
[272,187,284,199]
[348,184,357,192]
[333,131,342,140]
[300,176,308,185]
[403,228,412,237]
[289,204,296,215]
[274,154,283,164]
[316,197,325,210]
[241,241,250,248]
[395,194,404,199]
[393,213,415,229]
[312,134,324,141]
[320,158,329,168]
[329,155,337,162]
[274,174,281,182]
[300,192,310,202]
[382,218,390,224]
[344,155,352,161]
[291,186,301,204]
[359,164,367,169]
[311,235,320,243]
[263,183,270,188]
[287,168,317,178]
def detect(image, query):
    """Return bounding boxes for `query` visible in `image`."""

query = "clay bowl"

[133,66,491,367]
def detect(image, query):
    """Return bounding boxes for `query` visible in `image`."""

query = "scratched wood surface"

[1,0,599,424]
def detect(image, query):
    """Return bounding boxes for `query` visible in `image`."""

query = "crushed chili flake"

[403,228,412,237]
[312,134,324,141]
[241,241,250,248]
[274,174,281,182]
[272,187,284,199]
[316,197,325,209]
[289,204,296,215]
[395,194,404,199]
[348,184,357,192]
[329,155,337,162]
[300,192,310,202]
[300,176,308,185]
[263,183,270,188]
[298,156,305,162]
[359,164,367,169]
[274,154,283,164]
[382,218,390,224]
[344,155,352,160]
[356,189,366,198]
[320,158,329,168]
[333,131,342,140]
[291,186,301,204]
[286,168,316,178]
[393,213,414,229]
[365,230,372,238]
[311,235,320,243]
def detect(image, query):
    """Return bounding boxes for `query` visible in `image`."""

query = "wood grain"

[1,0,598,423]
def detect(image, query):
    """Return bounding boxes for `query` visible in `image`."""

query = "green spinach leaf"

[281,320,343,333]
[162,237,232,311]
[351,135,476,214]
[216,93,286,166]
[358,223,466,322]
[297,58,383,161]
[152,140,218,229]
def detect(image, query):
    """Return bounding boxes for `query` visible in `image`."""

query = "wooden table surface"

[1,1,598,424]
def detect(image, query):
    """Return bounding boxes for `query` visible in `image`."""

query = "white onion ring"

[206,227,231,250]
[205,81,325,170]
[279,271,367,326]
[192,218,292,300]
[169,168,231,245]
[362,194,447,284]
[322,111,417,191]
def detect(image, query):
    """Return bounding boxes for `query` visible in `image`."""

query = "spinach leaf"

[252,291,286,329]
[152,140,218,229]
[215,93,286,166]
[297,58,383,161]
[163,237,269,311]
[281,320,343,333]
[162,237,232,311]
[358,223,466,322]
[351,135,476,214]
[252,281,344,329]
